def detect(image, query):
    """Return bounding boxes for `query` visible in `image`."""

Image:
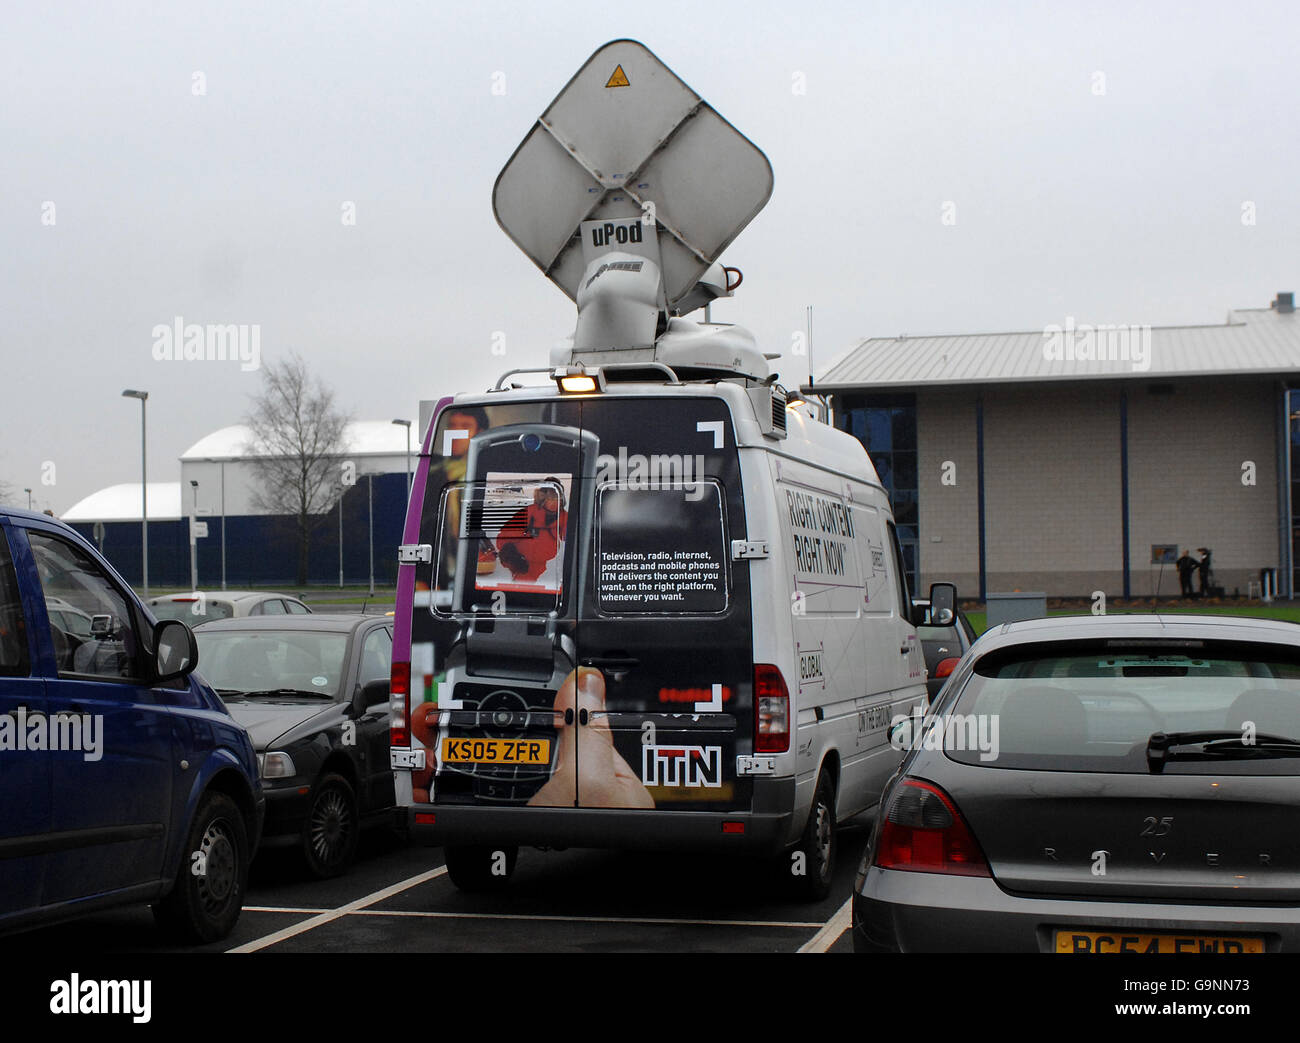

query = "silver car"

[853,614,1300,953]
[148,590,311,625]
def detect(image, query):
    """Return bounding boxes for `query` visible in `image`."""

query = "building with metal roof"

[804,294,1299,601]
[63,482,182,523]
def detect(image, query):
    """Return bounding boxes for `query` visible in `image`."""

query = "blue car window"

[27,530,143,680]
[0,529,29,676]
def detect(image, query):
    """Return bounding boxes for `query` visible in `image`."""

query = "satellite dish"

[492,39,773,316]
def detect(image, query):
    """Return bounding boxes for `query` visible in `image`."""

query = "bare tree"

[245,353,352,585]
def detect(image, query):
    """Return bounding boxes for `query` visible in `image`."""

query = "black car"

[194,614,395,878]
[913,598,978,701]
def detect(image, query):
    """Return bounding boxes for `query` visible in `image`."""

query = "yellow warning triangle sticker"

[605,64,630,88]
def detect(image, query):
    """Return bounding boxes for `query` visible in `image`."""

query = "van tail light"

[754,664,789,753]
[390,661,411,747]
[934,657,961,679]
[873,778,990,877]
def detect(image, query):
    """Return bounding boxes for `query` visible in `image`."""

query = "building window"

[836,394,919,593]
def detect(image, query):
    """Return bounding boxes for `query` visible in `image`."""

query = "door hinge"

[398,543,433,565]
[390,747,426,770]
[731,539,769,561]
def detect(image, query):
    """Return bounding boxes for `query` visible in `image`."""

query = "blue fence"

[71,472,408,588]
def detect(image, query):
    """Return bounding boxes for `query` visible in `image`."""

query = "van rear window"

[596,481,728,614]
[434,476,569,615]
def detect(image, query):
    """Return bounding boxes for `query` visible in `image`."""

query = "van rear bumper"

[406,777,797,854]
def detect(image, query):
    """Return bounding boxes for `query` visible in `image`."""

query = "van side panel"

[768,455,917,826]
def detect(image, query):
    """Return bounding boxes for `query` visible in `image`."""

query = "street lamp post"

[202,459,228,590]
[23,488,31,509]
[189,479,199,590]
[121,390,149,595]
[219,461,226,590]
[392,418,412,499]
[338,483,344,588]
[367,473,375,597]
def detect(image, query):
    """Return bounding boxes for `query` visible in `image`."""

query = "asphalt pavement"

[3,818,868,954]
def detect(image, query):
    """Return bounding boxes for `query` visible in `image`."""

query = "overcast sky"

[3,0,1296,513]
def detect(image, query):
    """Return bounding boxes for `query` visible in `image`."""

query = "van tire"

[445,844,518,891]
[153,792,248,943]
[789,770,837,902]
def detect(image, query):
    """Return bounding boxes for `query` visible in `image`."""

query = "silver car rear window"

[944,640,1300,774]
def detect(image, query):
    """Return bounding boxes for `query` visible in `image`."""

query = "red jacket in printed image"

[495,490,567,582]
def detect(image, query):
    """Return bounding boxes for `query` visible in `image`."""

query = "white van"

[388,39,934,898]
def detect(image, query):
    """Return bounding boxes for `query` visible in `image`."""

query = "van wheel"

[302,774,360,879]
[445,845,518,891]
[789,770,836,902]
[153,792,248,943]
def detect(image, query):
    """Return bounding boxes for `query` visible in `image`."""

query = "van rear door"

[574,396,753,813]
[414,402,586,809]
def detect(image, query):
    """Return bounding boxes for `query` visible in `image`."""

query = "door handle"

[578,708,589,726]
[899,645,910,655]
[564,707,574,725]
[580,656,639,681]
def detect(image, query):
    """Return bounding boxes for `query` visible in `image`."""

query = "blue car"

[0,507,263,942]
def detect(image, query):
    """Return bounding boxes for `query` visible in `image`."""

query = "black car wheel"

[302,773,360,879]
[788,769,837,902]
[153,791,248,943]
[445,844,518,891]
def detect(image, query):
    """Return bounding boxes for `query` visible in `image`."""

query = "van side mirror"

[154,619,198,682]
[928,582,957,626]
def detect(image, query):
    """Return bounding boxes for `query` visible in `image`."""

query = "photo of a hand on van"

[527,666,653,810]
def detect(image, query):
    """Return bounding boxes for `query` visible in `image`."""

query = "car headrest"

[1225,688,1300,740]
[998,686,1089,754]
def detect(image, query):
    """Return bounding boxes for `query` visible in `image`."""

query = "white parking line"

[350,909,824,929]
[227,867,448,953]
[797,897,852,952]
[242,906,330,914]
[241,904,821,929]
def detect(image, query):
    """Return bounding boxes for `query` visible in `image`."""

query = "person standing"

[1197,547,1213,598]
[1176,549,1197,598]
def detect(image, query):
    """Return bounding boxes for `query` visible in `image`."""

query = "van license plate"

[1054,930,1263,954]
[441,738,551,765]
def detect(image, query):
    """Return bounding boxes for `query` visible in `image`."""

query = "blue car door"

[0,522,50,918]
[21,525,175,904]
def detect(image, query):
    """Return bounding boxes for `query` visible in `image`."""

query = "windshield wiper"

[1146,730,1300,773]
[241,688,334,700]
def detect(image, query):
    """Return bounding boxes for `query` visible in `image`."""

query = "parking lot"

[3,821,866,955]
